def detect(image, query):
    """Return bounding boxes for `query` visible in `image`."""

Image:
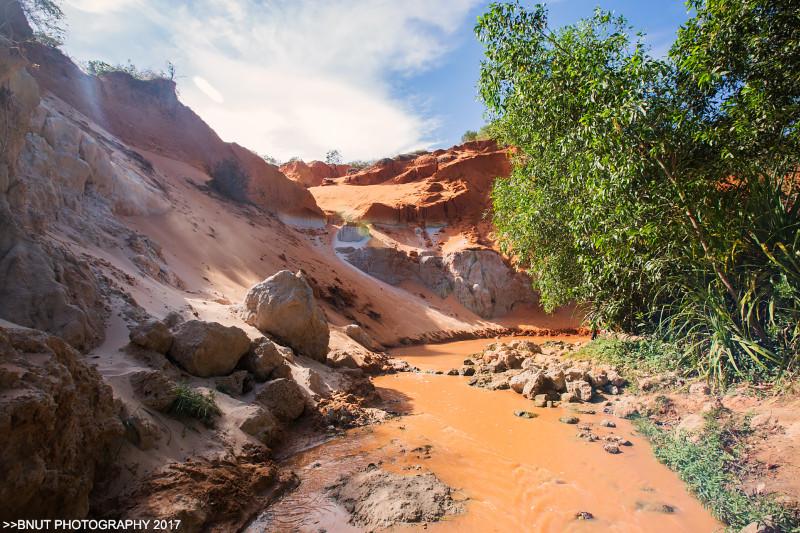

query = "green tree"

[672,0,800,168]
[262,154,279,165]
[5,0,65,46]
[476,1,799,383]
[325,149,342,165]
[461,130,478,142]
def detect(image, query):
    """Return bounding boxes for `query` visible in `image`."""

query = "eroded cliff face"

[310,141,511,225]
[343,246,534,318]
[281,160,350,188]
[0,326,123,519]
[315,141,532,319]
[19,31,321,219]
[0,34,109,349]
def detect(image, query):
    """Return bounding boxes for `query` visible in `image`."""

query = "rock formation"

[343,246,534,318]
[445,248,534,317]
[10,5,320,220]
[239,337,293,381]
[0,326,123,519]
[281,160,350,188]
[129,319,173,354]
[168,320,251,377]
[243,270,330,361]
[255,378,306,421]
[311,141,510,224]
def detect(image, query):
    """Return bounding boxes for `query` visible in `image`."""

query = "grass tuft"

[170,384,222,427]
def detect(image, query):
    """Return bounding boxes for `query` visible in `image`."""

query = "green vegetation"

[17,0,64,46]
[570,338,683,379]
[461,130,478,143]
[262,154,280,166]
[325,149,343,165]
[635,414,800,531]
[84,59,176,81]
[346,160,371,171]
[461,123,498,144]
[476,0,800,385]
[208,158,250,203]
[170,384,221,427]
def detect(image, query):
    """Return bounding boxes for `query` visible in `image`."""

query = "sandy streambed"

[247,338,720,532]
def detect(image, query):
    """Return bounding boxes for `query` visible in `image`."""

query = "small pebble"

[575,511,594,520]
[600,419,616,428]
[603,443,621,454]
[514,410,537,419]
[559,416,579,424]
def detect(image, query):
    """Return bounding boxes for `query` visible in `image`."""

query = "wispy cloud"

[60,0,481,162]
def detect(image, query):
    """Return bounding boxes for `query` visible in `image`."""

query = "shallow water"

[248,337,720,532]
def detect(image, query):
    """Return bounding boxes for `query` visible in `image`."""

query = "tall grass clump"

[170,384,221,426]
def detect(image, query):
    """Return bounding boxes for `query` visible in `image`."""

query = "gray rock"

[565,367,588,382]
[568,380,594,402]
[588,369,609,388]
[545,368,566,392]
[215,370,252,396]
[256,378,305,421]
[238,405,282,446]
[168,320,250,377]
[129,319,173,354]
[510,370,539,394]
[532,394,549,407]
[130,370,178,412]
[521,371,548,398]
[240,337,288,381]
[343,324,383,352]
[603,444,621,454]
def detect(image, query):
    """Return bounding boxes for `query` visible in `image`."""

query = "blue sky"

[59,1,690,163]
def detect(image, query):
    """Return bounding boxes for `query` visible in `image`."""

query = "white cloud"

[192,76,224,104]
[63,0,138,14]
[60,0,481,161]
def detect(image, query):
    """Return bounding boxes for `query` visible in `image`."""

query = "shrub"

[346,160,371,171]
[476,1,800,385]
[84,59,174,82]
[170,384,221,426]
[208,158,250,203]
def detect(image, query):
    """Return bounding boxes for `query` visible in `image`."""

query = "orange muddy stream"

[248,337,720,532]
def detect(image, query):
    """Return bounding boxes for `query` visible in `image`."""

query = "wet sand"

[249,338,720,532]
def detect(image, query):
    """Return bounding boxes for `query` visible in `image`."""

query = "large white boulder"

[243,270,329,362]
